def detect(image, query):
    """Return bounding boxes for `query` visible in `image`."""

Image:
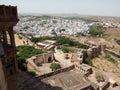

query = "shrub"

[18,63,27,71]
[61,47,70,53]
[17,45,44,71]
[27,71,36,77]
[84,57,93,66]
[61,45,72,53]
[30,36,89,49]
[116,39,120,45]
[89,25,104,37]
[76,32,85,37]
[95,72,104,82]
[105,53,116,64]
[56,36,89,49]
[23,26,29,29]
[50,63,61,71]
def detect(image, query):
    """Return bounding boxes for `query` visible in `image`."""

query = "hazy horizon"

[18,13,120,18]
[1,0,120,17]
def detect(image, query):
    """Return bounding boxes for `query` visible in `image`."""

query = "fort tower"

[0,5,19,90]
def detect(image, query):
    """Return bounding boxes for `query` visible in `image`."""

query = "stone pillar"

[8,27,18,72]
[8,27,15,47]
[0,59,7,90]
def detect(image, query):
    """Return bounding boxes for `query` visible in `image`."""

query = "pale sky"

[0,0,120,16]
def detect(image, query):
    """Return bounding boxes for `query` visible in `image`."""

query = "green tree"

[50,63,61,71]
[61,47,70,53]
[76,32,85,37]
[61,45,72,53]
[30,36,89,49]
[84,57,93,66]
[56,36,89,49]
[23,26,29,29]
[89,25,104,37]
[17,45,44,71]
[30,36,53,43]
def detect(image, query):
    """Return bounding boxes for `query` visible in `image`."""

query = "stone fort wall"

[34,52,54,65]
[0,59,7,90]
[27,52,54,72]
[81,44,106,60]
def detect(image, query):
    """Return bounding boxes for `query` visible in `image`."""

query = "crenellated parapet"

[0,5,19,27]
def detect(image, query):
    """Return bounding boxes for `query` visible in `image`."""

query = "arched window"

[6,31,11,45]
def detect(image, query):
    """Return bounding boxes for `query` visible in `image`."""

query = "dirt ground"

[92,57,120,73]
[103,28,120,53]
[14,34,24,46]
[104,28,120,40]
[92,57,120,85]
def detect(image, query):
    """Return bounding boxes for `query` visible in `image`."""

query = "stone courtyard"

[42,69,98,90]
[17,70,98,90]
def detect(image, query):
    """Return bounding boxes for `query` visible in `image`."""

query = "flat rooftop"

[42,69,91,90]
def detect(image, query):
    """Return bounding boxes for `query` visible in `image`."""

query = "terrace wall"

[36,65,75,80]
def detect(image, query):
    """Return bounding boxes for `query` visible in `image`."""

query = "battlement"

[0,5,19,26]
